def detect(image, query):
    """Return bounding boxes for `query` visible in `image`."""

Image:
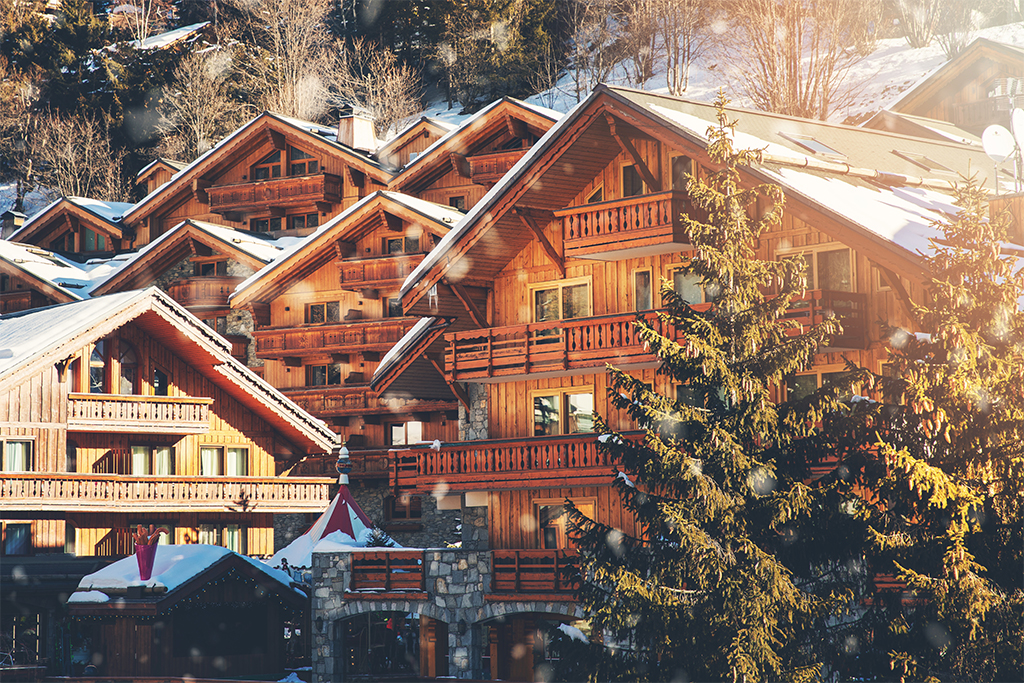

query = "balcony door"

[537,499,596,549]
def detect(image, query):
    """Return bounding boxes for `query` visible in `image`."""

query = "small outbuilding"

[66,545,308,678]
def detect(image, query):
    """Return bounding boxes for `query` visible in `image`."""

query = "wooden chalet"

[356,84,1015,680]
[882,37,1024,135]
[374,117,455,171]
[229,191,464,486]
[66,545,307,678]
[0,286,337,563]
[10,197,135,257]
[135,158,187,196]
[0,241,91,315]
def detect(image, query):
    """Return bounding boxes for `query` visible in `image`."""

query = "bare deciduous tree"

[726,0,867,120]
[565,0,621,103]
[31,112,130,201]
[656,0,712,95]
[935,2,979,58]
[622,0,660,87]
[888,0,944,48]
[119,0,174,45]
[332,37,421,139]
[233,0,335,122]
[156,49,248,161]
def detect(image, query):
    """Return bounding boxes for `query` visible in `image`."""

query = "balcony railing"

[166,276,246,309]
[207,173,342,214]
[468,149,528,185]
[348,550,425,593]
[67,393,213,433]
[0,473,333,513]
[289,448,391,479]
[392,432,640,493]
[556,190,690,260]
[283,384,457,418]
[953,98,999,132]
[338,253,425,291]
[491,550,577,594]
[254,318,419,360]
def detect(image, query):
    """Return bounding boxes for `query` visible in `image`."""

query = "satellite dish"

[983,124,1015,163]
[1012,108,1024,152]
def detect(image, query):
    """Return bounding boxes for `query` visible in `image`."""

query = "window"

[65,523,76,554]
[786,369,850,402]
[200,446,223,476]
[385,495,423,521]
[129,521,174,546]
[622,164,645,197]
[226,447,248,476]
[531,278,591,323]
[194,260,228,276]
[448,196,466,211]
[390,421,424,445]
[119,341,137,395]
[778,132,845,158]
[386,297,403,318]
[306,363,343,386]
[4,441,33,472]
[153,367,169,396]
[223,524,246,553]
[198,524,220,545]
[670,267,713,305]
[892,150,952,173]
[83,228,107,252]
[252,150,282,180]
[306,301,341,324]
[633,269,652,310]
[3,523,31,556]
[89,340,106,393]
[586,187,603,203]
[873,265,892,292]
[252,217,282,233]
[536,499,595,549]
[288,146,319,176]
[202,316,228,335]
[671,155,693,190]
[779,246,853,292]
[289,213,320,231]
[532,389,595,436]
[385,236,420,254]
[131,446,174,476]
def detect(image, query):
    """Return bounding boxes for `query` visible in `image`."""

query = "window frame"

[528,276,593,324]
[3,439,34,472]
[633,268,653,311]
[130,444,175,476]
[774,244,856,293]
[2,522,32,556]
[784,364,852,403]
[306,301,341,324]
[621,163,646,198]
[534,497,596,550]
[305,362,344,387]
[586,186,604,204]
[529,386,596,437]
[389,420,425,446]
[665,262,713,305]
[670,154,693,191]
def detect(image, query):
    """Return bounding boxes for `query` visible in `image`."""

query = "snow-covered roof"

[0,241,94,300]
[371,316,441,387]
[70,544,303,600]
[12,196,134,242]
[126,21,209,50]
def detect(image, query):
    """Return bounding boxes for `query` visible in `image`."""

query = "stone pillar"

[312,552,351,683]
[460,504,489,550]
[458,383,488,441]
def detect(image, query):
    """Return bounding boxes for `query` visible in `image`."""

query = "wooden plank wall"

[489,486,640,550]
[68,512,275,557]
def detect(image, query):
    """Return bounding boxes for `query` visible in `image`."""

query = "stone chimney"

[337,112,377,154]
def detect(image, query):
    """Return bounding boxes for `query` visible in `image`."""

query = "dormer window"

[83,228,107,252]
[253,150,282,180]
[385,236,419,254]
[289,146,319,176]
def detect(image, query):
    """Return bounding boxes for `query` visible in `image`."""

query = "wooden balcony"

[289,448,391,480]
[556,190,691,260]
[348,550,425,593]
[490,550,577,595]
[0,473,333,513]
[784,290,868,350]
[166,276,245,309]
[445,311,672,383]
[468,149,528,185]
[207,173,342,214]
[338,253,425,291]
[953,98,999,132]
[254,318,419,360]
[67,393,213,434]
[283,384,457,418]
[392,432,640,493]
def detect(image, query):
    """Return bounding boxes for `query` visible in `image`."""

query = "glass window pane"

[4,524,30,555]
[673,271,703,305]
[308,304,325,324]
[390,423,406,445]
[327,363,342,385]
[388,298,403,317]
[407,421,423,444]
[157,525,173,545]
[562,284,590,319]
[131,446,151,475]
[623,165,644,197]
[307,365,326,386]
[787,375,819,402]
[634,271,652,310]
[224,525,243,552]
[672,156,692,190]
[261,151,281,164]
[533,395,560,436]
[226,448,247,476]
[289,146,312,160]
[198,524,219,545]
[306,213,319,228]
[406,236,419,253]
[534,288,559,323]
[200,447,222,476]
[153,447,174,475]
[5,442,31,472]
[90,341,106,394]
[387,238,403,254]
[817,249,852,292]
[566,393,594,433]
[119,342,137,395]
[153,368,169,396]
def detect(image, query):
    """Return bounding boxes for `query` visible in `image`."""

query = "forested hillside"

[0,0,1021,212]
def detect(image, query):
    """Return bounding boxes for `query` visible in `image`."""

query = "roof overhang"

[13,198,128,246]
[370,316,453,396]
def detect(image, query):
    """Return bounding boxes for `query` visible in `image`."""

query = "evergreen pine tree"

[831,176,1024,682]
[560,95,859,682]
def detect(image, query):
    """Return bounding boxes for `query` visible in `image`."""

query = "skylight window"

[778,132,845,158]
[891,150,953,174]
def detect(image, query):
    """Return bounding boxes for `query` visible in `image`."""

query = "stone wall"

[458,383,488,441]
[274,512,311,552]
[346,480,463,549]
[460,504,488,550]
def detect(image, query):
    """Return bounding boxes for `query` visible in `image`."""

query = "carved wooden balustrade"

[254,318,419,360]
[338,253,425,291]
[783,290,868,350]
[556,190,691,259]
[289,448,392,480]
[392,432,642,493]
[348,550,425,593]
[207,173,342,213]
[167,276,245,309]
[467,149,528,185]
[0,473,333,512]
[490,550,577,595]
[282,384,456,418]
[67,393,214,433]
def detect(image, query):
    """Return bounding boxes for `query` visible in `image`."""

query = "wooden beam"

[269,130,287,151]
[446,281,488,328]
[604,113,661,192]
[334,240,355,261]
[505,115,529,140]
[379,209,403,232]
[449,153,471,179]
[193,178,211,204]
[879,265,921,328]
[427,354,470,410]
[514,208,564,277]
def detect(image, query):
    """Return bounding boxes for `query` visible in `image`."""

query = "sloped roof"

[375,116,458,168]
[0,241,94,302]
[861,110,981,146]
[12,196,135,244]
[0,288,338,455]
